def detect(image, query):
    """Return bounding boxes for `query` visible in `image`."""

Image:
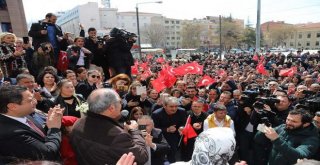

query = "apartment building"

[0,0,28,37]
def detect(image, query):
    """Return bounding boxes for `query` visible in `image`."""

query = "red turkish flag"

[159,69,177,88]
[253,54,259,61]
[197,75,215,87]
[182,115,198,145]
[216,69,227,77]
[151,76,166,93]
[279,67,297,77]
[131,65,138,75]
[146,54,153,60]
[174,62,203,75]
[141,67,152,80]
[140,62,148,70]
[156,57,165,63]
[256,62,268,75]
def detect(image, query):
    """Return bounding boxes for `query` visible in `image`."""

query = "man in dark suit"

[180,100,209,161]
[70,88,148,165]
[138,115,171,165]
[28,13,68,64]
[152,97,187,163]
[0,85,64,163]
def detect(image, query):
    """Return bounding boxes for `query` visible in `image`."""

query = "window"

[166,42,169,45]
[291,35,294,39]
[307,33,311,38]
[298,42,301,46]
[306,42,310,46]
[176,21,180,24]
[171,37,175,39]
[290,42,294,46]
[299,34,302,39]
[166,37,170,40]
[176,26,180,29]
[317,33,320,38]
[176,32,180,35]
[165,20,169,24]
[1,22,12,33]
[177,37,181,40]
[316,41,319,46]
[171,21,174,24]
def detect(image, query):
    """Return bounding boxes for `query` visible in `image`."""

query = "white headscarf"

[191,128,236,165]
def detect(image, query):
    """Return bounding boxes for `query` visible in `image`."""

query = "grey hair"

[87,88,120,114]
[16,74,34,83]
[163,96,179,106]
[138,115,154,125]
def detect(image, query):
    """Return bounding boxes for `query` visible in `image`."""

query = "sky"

[22,0,320,26]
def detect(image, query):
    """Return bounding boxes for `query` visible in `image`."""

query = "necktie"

[26,119,45,137]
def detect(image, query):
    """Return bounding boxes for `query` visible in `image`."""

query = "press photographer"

[250,95,292,128]
[104,27,137,78]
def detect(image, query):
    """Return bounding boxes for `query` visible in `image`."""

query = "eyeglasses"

[91,75,101,79]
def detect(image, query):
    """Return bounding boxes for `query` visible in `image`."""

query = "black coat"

[66,46,91,70]
[53,95,84,118]
[104,37,134,68]
[70,111,148,165]
[0,115,61,163]
[75,81,97,100]
[151,108,187,150]
[28,21,65,50]
[150,128,171,165]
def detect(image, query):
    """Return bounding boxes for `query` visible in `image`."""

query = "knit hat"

[61,116,78,127]
[191,128,236,165]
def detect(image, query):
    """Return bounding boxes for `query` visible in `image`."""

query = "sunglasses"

[91,75,101,79]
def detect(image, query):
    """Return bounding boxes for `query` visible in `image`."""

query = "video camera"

[295,96,320,115]
[110,27,137,40]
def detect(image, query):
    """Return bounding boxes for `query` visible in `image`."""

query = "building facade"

[261,21,320,50]
[287,23,320,50]
[0,0,28,37]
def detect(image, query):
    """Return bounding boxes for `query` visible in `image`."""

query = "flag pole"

[178,115,191,147]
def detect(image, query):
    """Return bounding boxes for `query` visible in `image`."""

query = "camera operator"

[254,109,319,165]
[104,28,137,78]
[251,95,293,128]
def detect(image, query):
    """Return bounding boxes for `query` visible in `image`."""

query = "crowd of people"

[0,12,320,165]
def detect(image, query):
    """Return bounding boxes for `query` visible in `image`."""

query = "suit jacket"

[151,108,187,150]
[151,128,171,165]
[0,114,61,163]
[28,21,64,50]
[70,111,148,165]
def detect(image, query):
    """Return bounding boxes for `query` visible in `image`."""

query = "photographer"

[66,37,92,71]
[251,95,292,128]
[32,42,55,76]
[104,28,137,78]
[137,115,171,165]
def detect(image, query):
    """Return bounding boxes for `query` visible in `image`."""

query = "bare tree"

[219,18,243,50]
[267,25,296,47]
[181,22,203,48]
[142,23,166,48]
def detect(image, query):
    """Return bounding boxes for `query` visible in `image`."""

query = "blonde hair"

[0,32,17,43]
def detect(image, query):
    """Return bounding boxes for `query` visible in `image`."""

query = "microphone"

[121,110,131,125]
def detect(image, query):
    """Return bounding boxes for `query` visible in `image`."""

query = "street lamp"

[136,1,162,59]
